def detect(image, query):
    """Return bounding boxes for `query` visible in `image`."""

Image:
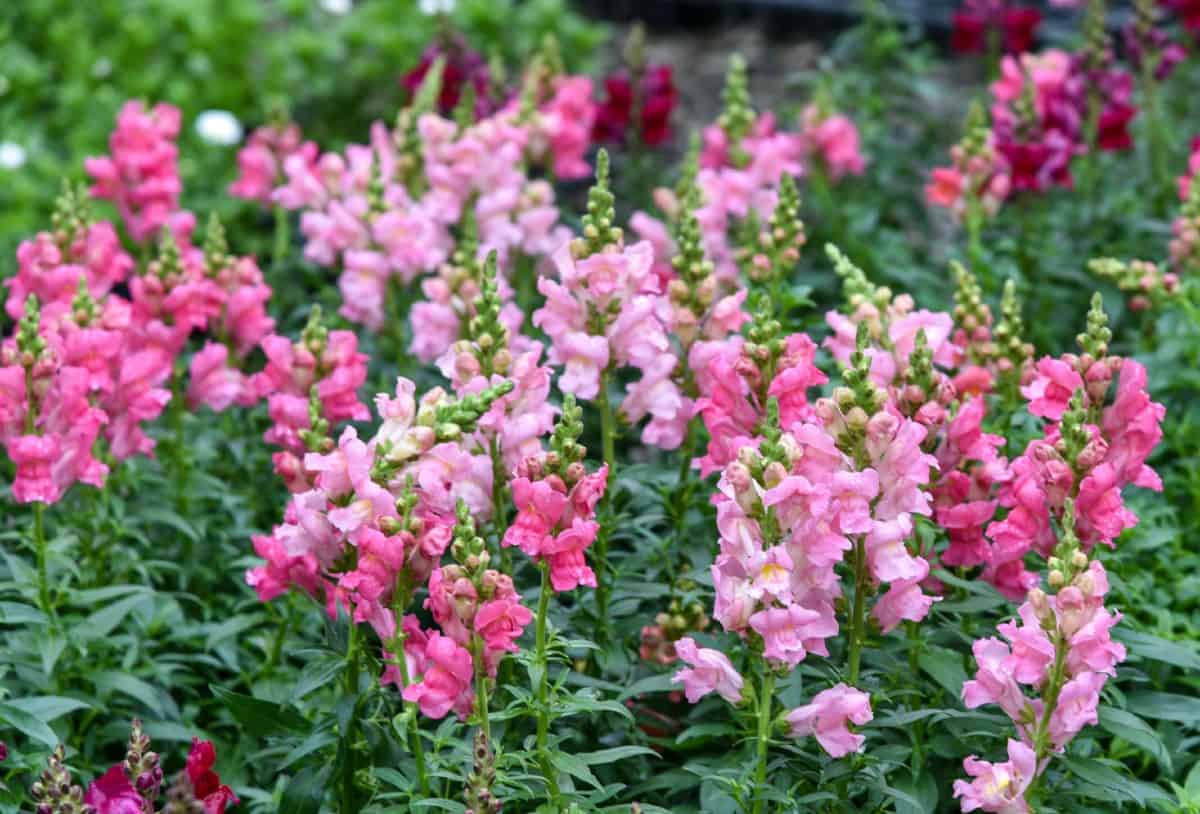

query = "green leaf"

[1126,692,1200,723]
[410,801,467,812]
[552,752,602,789]
[918,647,968,697]
[279,764,331,814]
[1098,707,1172,772]
[0,702,59,747]
[1116,630,1200,672]
[3,696,91,723]
[891,770,938,814]
[76,593,150,641]
[675,721,739,745]
[210,685,309,737]
[618,673,677,700]
[577,745,658,766]
[1061,756,1172,805]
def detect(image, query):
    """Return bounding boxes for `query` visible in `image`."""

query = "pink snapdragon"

[958,556,1125,811]
[85,101,187,242]
[503,396,609,592]
[671,637,744,704]
[798,104,867,181]
[953,739,1036,814]
[785,684,873,758]
[230,122,318,207]
[402,630,476,719]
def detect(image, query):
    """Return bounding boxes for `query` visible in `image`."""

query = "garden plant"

[1,0,1199,812]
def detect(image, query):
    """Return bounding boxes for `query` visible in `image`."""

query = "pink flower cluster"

[798,103,867,182]
[956,559,1125,812]
[85,101,192,243]
[990,48,1136,193]
[1171,138,1200,276]
[270,105,572,330]
[252,322,370,491]
[984,356,1164,597]
[691,332,827,475]
[229,121,318,207]
[505,456,608,592]
[926,122,1012,220]
[697,113,805,282]
[534,240,690,448]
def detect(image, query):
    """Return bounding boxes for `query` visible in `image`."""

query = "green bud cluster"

[149,229,184,280]
[50,180,93,250]
[17,295,48,363]
[1076,293,1111,360]
[394,55,445,195]
[203,213,231,277]
[994,280,1033,370]
[466,252,512,377]
[299,387,333,454]
[826,243,888,314]
[546,393,587,476]
[719,55,754,168]
[70,277,100,327]
[450,499,491,578]
[575,150,623,257]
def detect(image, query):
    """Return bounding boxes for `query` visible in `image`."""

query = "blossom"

[186,738,239,814]
[785,684,873,758]
[85,101,185,242]
[593,65,678,147]
[402,630,475,719]
[84,765,143,814]
[953,739,1036,813]
[671,637,744,704]
[799,105,867,180]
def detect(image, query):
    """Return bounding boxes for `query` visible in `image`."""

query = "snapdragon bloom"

[85,101,187,242]
[593,65,678,147]
[229,121,318,206]
[671,637,744,704]
[952,1,1042,55]
[798,104,867,181]
[785,684,873,758]
[953,739,1036,814]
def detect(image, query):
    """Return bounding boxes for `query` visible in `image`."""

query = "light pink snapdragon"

[785,683,873,758]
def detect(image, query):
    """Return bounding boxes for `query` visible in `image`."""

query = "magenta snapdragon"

[85,101,191,243]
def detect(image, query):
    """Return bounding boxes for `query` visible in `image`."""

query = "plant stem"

[594,368,617,641]
[33,501,50,617]
[273,205,290,273]
[472,634,492,746]
[391,630,430,797]
[1026,631,1069,803]
[342,620,360,814]
[847,534,869,686]
[752,667,776,814]
[534,563,562,803]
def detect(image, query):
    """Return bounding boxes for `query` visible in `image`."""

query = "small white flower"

[418,0,455,15]
[0,141,27,170]
[195,110,243,146]
[320,0,353,14]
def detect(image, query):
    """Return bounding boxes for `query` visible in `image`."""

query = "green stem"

[262,607,291,677]
[965,198,989,292]
[1026,632,1069,804]
[752,667,776,814]
[391,631,431,798]
[594,368,617,640]
[1141,59,1169,210]
[534,563,562,803]
[847,535,869,686]
[33,501,50,617]
[273,205,290,272]
[490,438,511,574]
[472,634,492,746]
[342,621,361,814]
